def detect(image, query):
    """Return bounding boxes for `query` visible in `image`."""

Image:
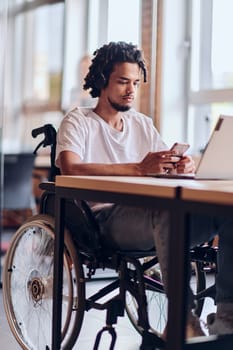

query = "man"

[56,41,233,338]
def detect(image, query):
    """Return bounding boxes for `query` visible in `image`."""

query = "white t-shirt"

[56,107,167,166]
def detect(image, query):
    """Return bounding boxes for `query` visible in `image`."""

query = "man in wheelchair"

[55,41,233,338]
[4,41,232,350]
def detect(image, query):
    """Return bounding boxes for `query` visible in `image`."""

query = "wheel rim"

[126,259,206,336]
[125,260,167,336]
[191,261,206,317]
[3,221,73,350]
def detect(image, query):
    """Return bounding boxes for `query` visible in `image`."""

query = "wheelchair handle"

[32,124,57,153]
[31,125,47,138]
[32,123,60,181]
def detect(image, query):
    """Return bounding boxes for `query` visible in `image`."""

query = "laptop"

[152,115,233,180]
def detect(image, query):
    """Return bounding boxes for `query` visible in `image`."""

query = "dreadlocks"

[83,41,147,98]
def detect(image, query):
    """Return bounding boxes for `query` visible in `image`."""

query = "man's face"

[101,62,141,112]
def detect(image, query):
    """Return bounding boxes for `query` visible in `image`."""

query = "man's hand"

[139,151,181,175]
[175,155,196,174]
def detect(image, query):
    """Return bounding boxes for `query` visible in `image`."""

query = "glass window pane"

[24,3,64,110]
[3,2,64,154]
[187,102,233,154]
[212,0,233,89]
[190,0,201,91]
[190,0,233,91]
[108,0,140,44]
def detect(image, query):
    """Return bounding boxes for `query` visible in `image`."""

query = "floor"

[0,276,142,350]
[0,230,216,350]
[0,288,142,350]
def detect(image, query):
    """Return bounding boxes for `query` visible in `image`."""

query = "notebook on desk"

[152,115,233,180]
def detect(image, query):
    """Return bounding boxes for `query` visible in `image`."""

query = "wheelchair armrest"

[39,181,55,193]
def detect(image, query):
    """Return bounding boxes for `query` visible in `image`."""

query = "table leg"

[52,194,65,349]
[166,206,190,350]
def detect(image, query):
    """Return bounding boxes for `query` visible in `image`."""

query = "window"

[3,0,64,153]
[63,0,141,111]
[63,0,159,121]
[3,0,160,152]
[187,0,233,154]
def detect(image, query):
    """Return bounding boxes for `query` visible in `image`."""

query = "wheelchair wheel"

[3,214,85,350]
[126,258,167,336]
[125,258,206,337]
[191,261,206,317]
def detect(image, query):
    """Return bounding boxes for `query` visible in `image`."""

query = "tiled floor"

[0,281,142,350]
[0,297,142,350]
[0,235,141,350]
[0,273,217,350]
[0,229,216,349]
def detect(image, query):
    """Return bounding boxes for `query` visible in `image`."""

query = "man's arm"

[58,150,182,176]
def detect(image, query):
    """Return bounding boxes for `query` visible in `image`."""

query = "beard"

[108,97,131,112]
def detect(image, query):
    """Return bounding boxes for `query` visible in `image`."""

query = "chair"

[2,124,217,350]
[3,153,36,224]
[1,153,36,260]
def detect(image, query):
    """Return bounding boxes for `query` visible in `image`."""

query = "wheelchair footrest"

[140,330,165,350]
[93,326,117,350]
[106,298,124,325]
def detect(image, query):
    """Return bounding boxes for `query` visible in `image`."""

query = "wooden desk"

[53,176,184,350]
[181,180,233,206]
[56,175,183,198]
[53,176,233,350]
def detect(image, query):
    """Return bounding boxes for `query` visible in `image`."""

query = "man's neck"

[93,105,123,131]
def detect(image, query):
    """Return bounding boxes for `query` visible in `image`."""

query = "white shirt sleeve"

[55,109,87,166]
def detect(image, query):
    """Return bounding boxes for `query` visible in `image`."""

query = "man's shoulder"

[64,107,97,125]
[125,109,153,125]
[66,106,94,118]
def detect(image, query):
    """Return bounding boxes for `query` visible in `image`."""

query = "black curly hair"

[83,41,147,98]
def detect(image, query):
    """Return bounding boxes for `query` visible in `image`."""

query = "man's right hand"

[139,151,180,176]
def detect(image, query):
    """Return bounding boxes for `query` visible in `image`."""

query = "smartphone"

[170,142,190,156]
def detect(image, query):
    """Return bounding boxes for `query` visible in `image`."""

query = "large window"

[62,0,141,111]
[3,0,64,154]
[3,0,160,153]
[187,0,233,154]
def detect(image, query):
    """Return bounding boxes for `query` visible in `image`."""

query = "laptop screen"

[196,115,233,179]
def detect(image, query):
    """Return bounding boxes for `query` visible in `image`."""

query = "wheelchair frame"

[2,124,218,350]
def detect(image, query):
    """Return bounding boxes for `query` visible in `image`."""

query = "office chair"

[3,153,36,225]
[1,153,36,261]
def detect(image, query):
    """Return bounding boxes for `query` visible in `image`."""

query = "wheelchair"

[2,124,218,350]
